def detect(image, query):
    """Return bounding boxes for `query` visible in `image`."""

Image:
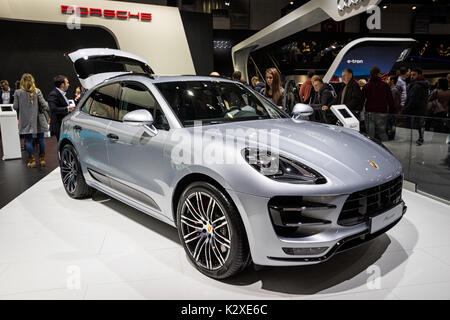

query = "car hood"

[188,118,402,189]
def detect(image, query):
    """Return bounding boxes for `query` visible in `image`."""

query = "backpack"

[328,83,337,99]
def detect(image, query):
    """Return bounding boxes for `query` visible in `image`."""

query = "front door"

[106,81,171,214]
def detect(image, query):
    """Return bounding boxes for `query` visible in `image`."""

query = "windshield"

[155,81,287,127]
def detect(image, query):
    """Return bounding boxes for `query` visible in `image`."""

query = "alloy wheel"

[180,191,231,271]
[61,148,78,194]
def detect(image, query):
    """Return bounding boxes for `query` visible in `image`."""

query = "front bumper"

[229,189,406,266]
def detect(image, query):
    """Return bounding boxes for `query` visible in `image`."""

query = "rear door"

[67,48,153,89]
[72,82,120,177]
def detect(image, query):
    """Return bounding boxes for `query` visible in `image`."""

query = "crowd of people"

[1,74,79,168]
[415,41,450,59]
[279,39,347,69]
[226,65,449,146]
[2,65,449,169]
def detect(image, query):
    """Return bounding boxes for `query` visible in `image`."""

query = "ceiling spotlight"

[383,5,387,9]
[412,6,417,10]
[225,1,230,6]
[290,1,294,5]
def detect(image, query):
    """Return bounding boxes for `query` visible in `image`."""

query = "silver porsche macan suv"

[59,48,406,279]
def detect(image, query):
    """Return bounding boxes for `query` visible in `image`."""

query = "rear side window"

[81,95,93,114]
[88,83,120,120]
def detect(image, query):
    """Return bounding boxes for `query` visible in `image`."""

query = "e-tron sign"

[61,5,152,21]
[337,0,364,11]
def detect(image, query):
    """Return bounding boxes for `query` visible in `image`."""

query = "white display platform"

[0,169,449,300]
[0,104,21,160]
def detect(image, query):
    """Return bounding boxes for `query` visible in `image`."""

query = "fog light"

[283,247,328,256]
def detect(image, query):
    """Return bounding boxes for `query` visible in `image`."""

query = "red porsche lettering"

[61,5,151,22]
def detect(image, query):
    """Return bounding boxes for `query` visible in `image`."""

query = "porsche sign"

[61,5,152,21]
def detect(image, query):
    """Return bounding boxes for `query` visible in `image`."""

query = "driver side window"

[118,81,169,130]
[118,82,157,120]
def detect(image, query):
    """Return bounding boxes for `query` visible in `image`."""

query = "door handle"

[74,125,82,131]
[107,133,119,141]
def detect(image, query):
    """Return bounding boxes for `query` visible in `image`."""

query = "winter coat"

[299,79,313,103]
[331,79,363,113]
[403,78,430,116]
[13,89,50,135]
[428,88,450,116]
[310,84,334,110]
[253,82,265,93]
[362,76,395,114]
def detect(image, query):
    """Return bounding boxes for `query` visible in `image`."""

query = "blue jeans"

[364,113,388,142]
[23,133,45,157]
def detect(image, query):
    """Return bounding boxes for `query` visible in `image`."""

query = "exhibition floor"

[0,137,59,209]
[0,169,449,300]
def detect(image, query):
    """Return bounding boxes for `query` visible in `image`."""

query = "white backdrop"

[0,0,196,75]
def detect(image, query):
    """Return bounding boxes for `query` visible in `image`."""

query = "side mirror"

[123,109,158,136]
[292,103,313,120]
[123,109,154,125]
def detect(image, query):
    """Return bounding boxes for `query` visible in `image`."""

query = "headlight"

[242,148,326,184]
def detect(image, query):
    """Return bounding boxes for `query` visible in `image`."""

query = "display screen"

[332,43,412,81]
[338,108,353,119]
[1,106,13,112]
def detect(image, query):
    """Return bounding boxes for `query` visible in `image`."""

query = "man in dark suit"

[331,68,363,118]
[48,75,75,141]
[0,80,14,104]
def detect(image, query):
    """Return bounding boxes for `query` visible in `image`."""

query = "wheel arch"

[171,173,251,243]
[171,172,253,267]
[58,136,75,156]
[171,173,231,223]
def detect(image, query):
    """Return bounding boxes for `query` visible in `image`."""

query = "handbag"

[427,90,445,116]
[37,90,51,136]
[427,100,445,116]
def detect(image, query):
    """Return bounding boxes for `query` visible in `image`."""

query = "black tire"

[60,144,94,199]
[176,182,250,279]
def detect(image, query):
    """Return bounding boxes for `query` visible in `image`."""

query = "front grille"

[338,175,403,226]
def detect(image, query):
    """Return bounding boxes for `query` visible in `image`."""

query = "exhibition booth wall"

[0,0,213,96]
[0,20,118,98]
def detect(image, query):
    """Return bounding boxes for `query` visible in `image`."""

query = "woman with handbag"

[428,78,449,116]
[13,73,50,168]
